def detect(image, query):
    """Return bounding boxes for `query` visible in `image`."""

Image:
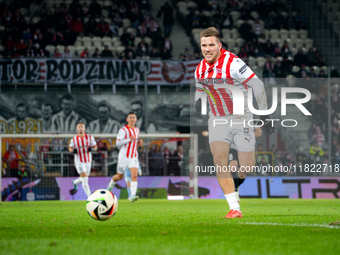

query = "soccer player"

[231,126,262,202]
[107,112,143,202]
[194,27,275,218]
[69,122,98,198]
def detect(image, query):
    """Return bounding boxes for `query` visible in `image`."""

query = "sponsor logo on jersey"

[239,64,248,74]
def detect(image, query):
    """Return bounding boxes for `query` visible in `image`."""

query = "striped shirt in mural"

[51,110,86,133]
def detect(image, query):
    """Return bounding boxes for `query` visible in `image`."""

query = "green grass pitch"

[0,199,339,255]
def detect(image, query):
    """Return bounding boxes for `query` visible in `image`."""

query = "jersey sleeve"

[69,138,75,148]
[116,128,126,141]
[230,58,268,111]
[90,136,97,147]
[194,63,206,101]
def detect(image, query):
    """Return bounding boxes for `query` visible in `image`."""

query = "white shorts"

[208,115,255,152]
[75,159,91,176]
[117,157,139,174]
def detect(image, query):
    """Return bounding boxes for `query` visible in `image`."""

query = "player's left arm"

[89,136,98,152]
[230,58,268,111]
[255,127,262,138]
[231,59,275,134]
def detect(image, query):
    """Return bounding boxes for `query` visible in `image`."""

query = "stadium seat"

[224,39,235,49]
[134,37,142,46]
[113,40,122,47]
[92,36,101,41]
[304,38,313,47]
[320,66,328,72]
[235,19,245,28]
[187,1,197,8]
[192,28,202,35]
[236,38,245,47]
[305,66,311,73]
[202,11,212,17]
[82,36,92,41]
[56,45,64,52]
[286,74,297,87]
[256,57,266,68]
[281,11,288,18]
[299,29,308,40]
[112,36,120,43]
[275,38,283,48]
[115,46,126,55]
[32,17,41,23]
[68,45,76,51]
[221,29,231,38]
[279,29,289,40]
[250,11,259,19]
[178,6,188,15]
[289,29,298,40]
[292,65,300,73]
[93,41,103,48]
[127,27,137,37]
[231,29,239,39]
[104,18,111,24]
[46,45,56,53]
[270,29,279,41]
[291,47,298,56]
[87,46,96,56]
[263,29,269,41]
[294,39,304,49]
[230,11,240,21]
[312,66,320,75]
[20,8,29,17]
[74,39,83,47]
[248,56,256,67]
[76,46,85,54]
[103,1,112,8]
[144,37,153,46]
[177,1,186,9]
[118,27,124,36]
[102,37,112,47]
[83,40,93,47]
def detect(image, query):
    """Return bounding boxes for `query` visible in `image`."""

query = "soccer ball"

[86,189,118,221]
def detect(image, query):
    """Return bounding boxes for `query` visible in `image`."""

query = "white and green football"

[86,189,118,221]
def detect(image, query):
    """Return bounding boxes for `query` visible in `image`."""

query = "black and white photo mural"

[0,92,190,134]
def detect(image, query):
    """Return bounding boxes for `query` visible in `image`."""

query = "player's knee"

[82,177,89,186]
[117,173,124,180]
[213,154,225,165]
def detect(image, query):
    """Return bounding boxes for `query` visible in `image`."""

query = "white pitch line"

[237,222,340,229]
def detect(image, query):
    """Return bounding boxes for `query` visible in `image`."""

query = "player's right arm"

[68,138,74,152]
[116,128,134,147]
[69,138,77,153]
[194,64,206,112]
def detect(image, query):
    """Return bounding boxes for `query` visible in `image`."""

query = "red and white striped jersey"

[69,134,97,163]
[117,125,140,159]
[195,48,267,117]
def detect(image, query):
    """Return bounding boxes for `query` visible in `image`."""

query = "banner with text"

[0,59,199,85]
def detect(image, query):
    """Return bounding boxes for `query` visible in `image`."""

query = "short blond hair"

[200,27,221,42]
